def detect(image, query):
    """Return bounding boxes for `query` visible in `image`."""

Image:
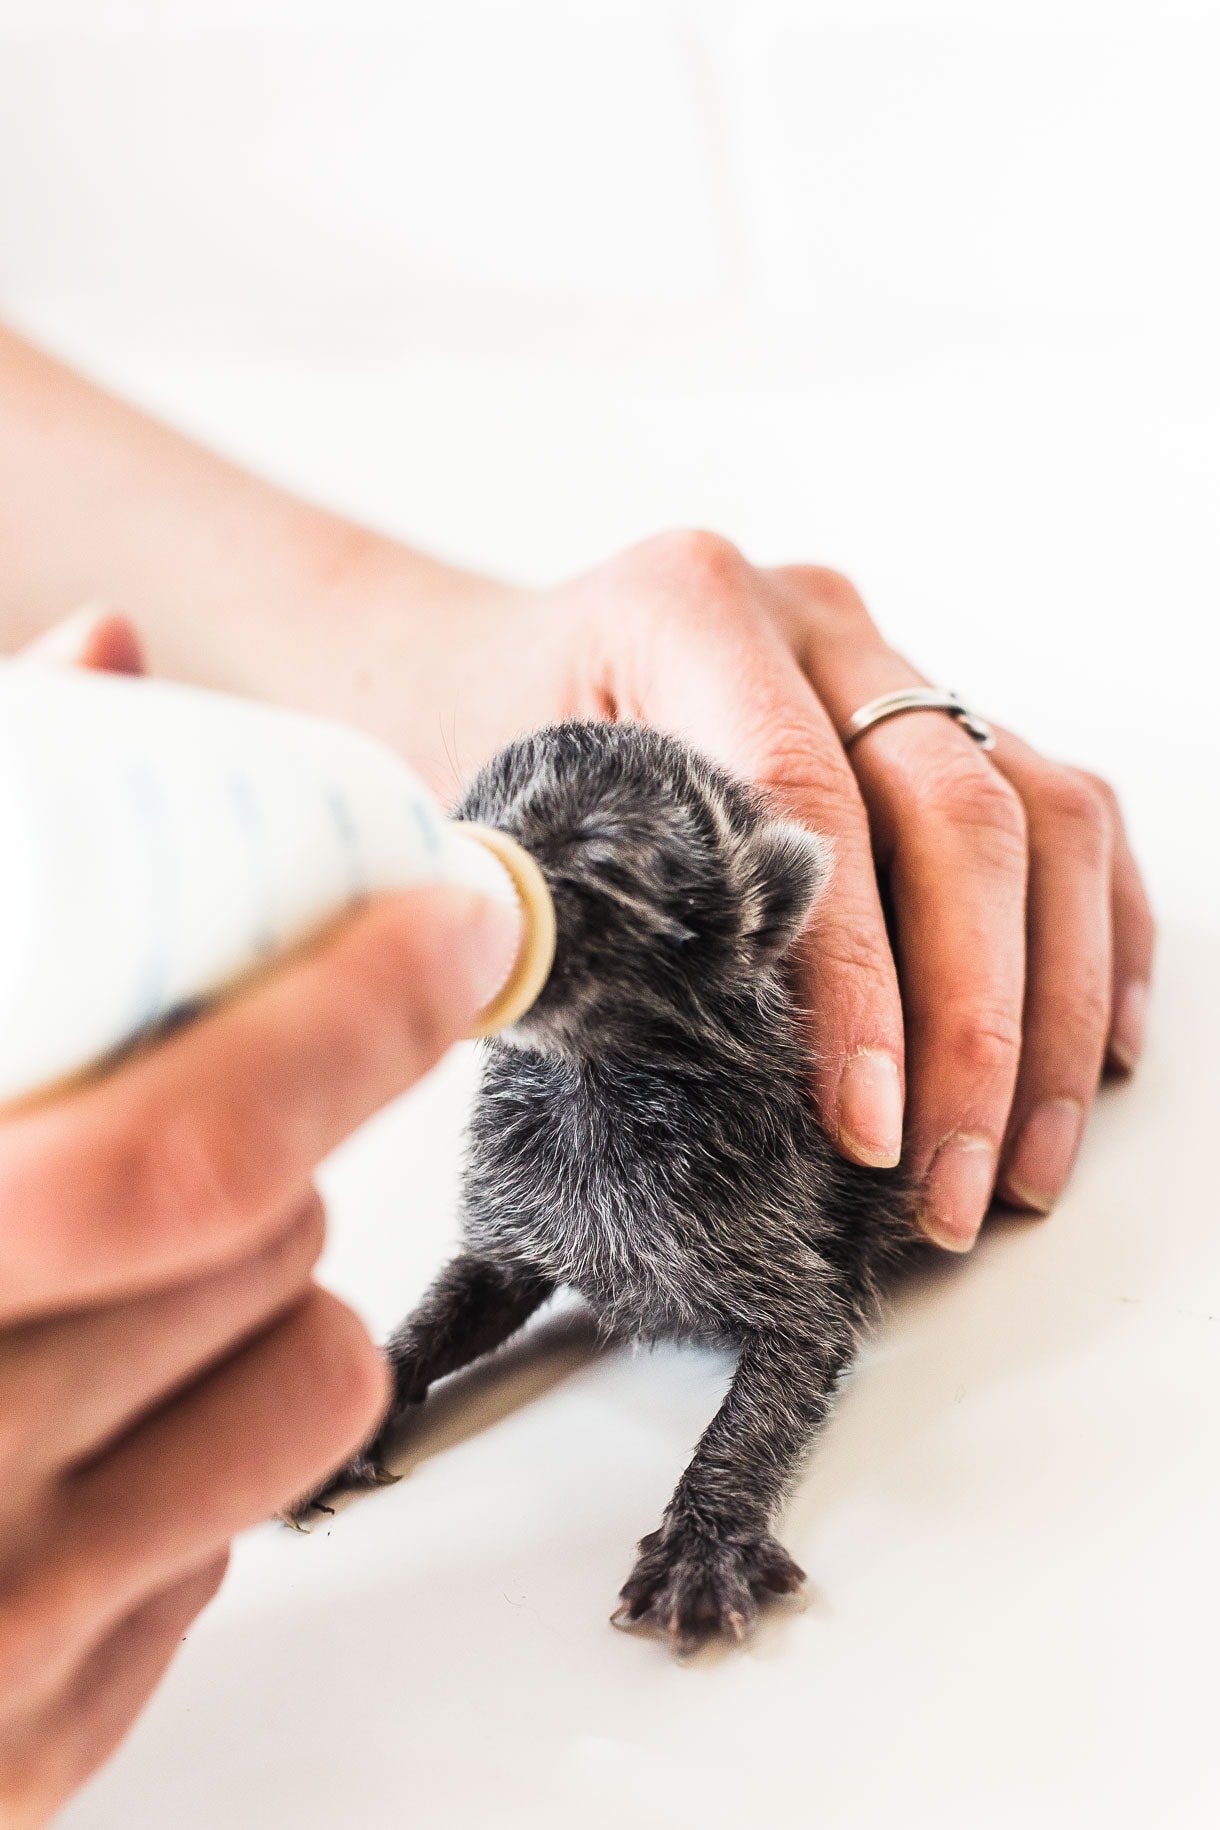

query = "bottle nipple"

[456,825,557,1038]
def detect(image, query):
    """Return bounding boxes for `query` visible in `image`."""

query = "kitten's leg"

[287,1253,553,1519]
[615,1330,851,1651]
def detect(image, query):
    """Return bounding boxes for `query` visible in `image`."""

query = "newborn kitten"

[294,721,919,1651]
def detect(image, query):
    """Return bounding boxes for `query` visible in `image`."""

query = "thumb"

[361,884,527,1045]
[0,885,527,1323]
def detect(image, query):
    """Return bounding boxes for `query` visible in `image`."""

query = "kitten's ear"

[738,820,834,961]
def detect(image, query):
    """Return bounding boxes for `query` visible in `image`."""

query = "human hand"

[0,329,1155,1259]
[115,487,1150,1259]
[0,618,520,1824]
[496,533,1154,1251]
[0,329,1153,1257]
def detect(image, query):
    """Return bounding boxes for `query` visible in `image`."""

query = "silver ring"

[842,687,996,752]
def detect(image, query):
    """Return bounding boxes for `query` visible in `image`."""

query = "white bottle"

[0,662,554,1108]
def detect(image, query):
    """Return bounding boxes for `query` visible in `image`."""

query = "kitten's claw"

[725,1608,748,1644]
[280,1454,399,1528]
[615,1525,805,1654]
[326,1453,400,1492]
[279,1500,332,1531]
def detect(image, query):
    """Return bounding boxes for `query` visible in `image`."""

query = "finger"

[989,740,1114,1212]
[887,755,1028,1248]
[784,571,1028,1250]
[17,604,145,675]
[67,1285,386,1591]
[607,533,906,1168]
[1083,775,1156,1074]
[2,1290,386,1703]
[4,1552,228,1826]
[0,1189,326,1490]
[0,884,518,1322]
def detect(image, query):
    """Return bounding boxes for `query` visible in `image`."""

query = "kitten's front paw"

[280,1450,400,1529]
[612,1522,806,1653]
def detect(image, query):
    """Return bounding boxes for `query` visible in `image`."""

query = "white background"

[1,2,1217,1826]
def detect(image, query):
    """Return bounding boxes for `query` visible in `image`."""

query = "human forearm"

[0,326,545,791]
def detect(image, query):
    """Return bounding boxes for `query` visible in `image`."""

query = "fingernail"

[1003,1097,1085,1214]
[920,1134,996,1252]
[18,602,115,666]
[1109,980,1148,1074]
[836,1050,903,1168]
[448,892,525,1020]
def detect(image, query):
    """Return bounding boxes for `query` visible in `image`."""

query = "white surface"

[0,2,1216,1824]
[67,961,1220,1830]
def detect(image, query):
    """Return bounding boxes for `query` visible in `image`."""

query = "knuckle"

[635,527,746,597]
[918,755,1028,858]
[285,1187,328,1268]
[810,872,898,982]
[616,530,754,640]
[1033,769,1112,857]
[807,941,902,1052]
[812,922,894,990]
[1032,979,1113,1058]
[245,1190,328,1290]
[1077,767,1122,818]
[754,724,867,825]
[118,1106,249,1259]
[797,884,901,1038]
[942,1002,1023,1084]
[800,564,867,616]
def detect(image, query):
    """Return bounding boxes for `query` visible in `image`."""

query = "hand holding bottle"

[0,616,522,1827]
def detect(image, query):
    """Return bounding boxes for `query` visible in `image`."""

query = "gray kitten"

[294,721,919,1651]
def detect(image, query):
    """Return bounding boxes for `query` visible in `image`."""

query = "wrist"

[263,522,568,797]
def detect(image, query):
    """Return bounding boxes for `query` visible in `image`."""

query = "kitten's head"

[455,721,832,1056]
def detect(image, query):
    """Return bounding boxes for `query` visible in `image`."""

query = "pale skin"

[0,326,1153,1815]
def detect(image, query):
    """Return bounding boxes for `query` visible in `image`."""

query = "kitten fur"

[294,720,920,1651]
